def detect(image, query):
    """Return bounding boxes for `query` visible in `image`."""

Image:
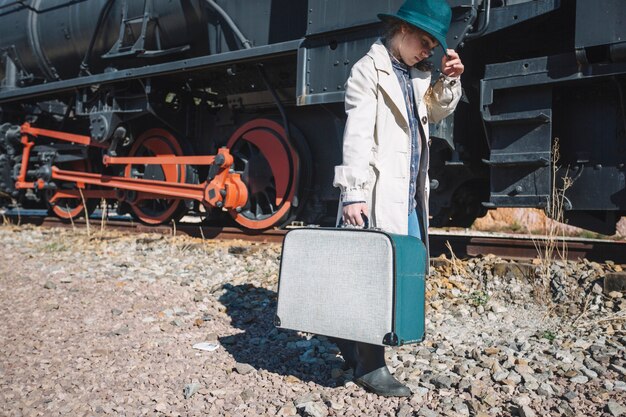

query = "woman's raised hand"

[441,49,464,78]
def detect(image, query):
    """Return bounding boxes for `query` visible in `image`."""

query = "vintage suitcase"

[275,227,427,346]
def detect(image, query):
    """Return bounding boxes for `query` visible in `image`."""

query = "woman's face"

[394,25,438,67]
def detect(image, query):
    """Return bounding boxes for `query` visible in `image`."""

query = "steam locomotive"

[0,0,624,234]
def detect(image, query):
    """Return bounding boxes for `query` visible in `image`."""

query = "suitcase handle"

[337,214,369,229]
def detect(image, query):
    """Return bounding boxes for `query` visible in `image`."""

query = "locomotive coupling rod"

[103,154,218,166]
[50,148,248,211]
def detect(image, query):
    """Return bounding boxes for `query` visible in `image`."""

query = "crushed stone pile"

[0,225,624,417]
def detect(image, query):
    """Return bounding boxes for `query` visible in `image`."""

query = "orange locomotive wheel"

[123,128,188,225]
[227,119,299,230]
[45,159,97,222]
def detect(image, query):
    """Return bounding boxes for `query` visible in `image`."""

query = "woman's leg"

[353,342,411,396]
[328,337,357,370]
[408,208,421,239]
[340,210,419,397]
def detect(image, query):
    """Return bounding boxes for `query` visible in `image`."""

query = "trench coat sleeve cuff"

[441,74,461,83]
[427,75,462,123]
[340,188,367,202]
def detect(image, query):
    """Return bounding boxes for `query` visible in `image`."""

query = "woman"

[332,0,464,397]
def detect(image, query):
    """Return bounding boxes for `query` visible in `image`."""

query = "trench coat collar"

[367,40,409,125]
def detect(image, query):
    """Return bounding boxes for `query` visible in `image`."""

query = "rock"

[519,405,536,417]
[285,375,300,384]
[454,402,470,416]
[604,273,626,294]
[570,375,588,384]
[458,378,471,391]
[503,371,522,386]
[228,246,249,255]
[483,392,499,407]
[193,292,204,302]
[326,397,343,411]
[277,404,297,416]
[492,305,508,314]
[431,375,453,389]
[537,383,554,396]
[564,370,578,378]
[557,403,576,417]
[470,381,487,398]
[417,407,438,417]
[515,364,534,375]
[111,325,129,336]
[584,357,606,375]
[581,367,598,379]
[43,281,56,289]
[234,363,255,375]
[609,291,624,299]
[607,402,626,417]
[398,404,413,417]
[294,393,319,407]
[484,347,500,355]
[413,386,429,396]
[610,364,626,377]
[183,383,201,399]
[296,401,328,417]
[111,308,123,316]
[493,371,508,382]
[513,396,532,407]
[492,262,534,280]
[563,391,577,402]
[240,389,254,402]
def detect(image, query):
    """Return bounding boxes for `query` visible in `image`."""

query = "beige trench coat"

[333,40,462,253]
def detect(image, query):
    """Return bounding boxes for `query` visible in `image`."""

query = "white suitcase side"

[275,228,395,346]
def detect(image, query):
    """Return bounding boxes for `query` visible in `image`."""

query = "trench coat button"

[450,79,457,86]
[421,116,428,125]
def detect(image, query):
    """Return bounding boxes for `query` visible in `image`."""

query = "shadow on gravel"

[218,283,342,387]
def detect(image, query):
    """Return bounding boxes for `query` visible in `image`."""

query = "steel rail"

[3,213,626,264]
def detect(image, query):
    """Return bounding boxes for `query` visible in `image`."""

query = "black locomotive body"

[0,0,624,233]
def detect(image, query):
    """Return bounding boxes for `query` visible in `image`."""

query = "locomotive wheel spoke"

[227,119,299,230]
[123,128,187,225]
[45,159,96,222]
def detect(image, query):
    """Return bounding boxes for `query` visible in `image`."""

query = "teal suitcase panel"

[389,233,426,346]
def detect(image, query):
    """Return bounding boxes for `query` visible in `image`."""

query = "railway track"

[3,211,626,264]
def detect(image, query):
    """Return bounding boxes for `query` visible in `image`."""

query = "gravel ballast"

[0,225,625,416]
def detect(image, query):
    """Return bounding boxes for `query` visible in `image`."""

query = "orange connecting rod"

[50,148,248,210]
[15,124,249,211]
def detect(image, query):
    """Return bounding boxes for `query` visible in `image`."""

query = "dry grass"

[531,138,574,303]
[445,240,468,278]
[77,188,89,236]
[99,198,108,234]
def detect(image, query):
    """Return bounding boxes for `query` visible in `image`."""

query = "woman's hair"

[383,17,435,72]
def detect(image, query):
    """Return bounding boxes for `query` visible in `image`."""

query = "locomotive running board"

[0,40,302,103]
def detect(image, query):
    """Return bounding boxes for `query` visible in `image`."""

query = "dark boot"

[329,337,357,370]
[354,342,411,397]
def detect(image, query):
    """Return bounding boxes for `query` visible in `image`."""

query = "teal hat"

[378,0,452,53]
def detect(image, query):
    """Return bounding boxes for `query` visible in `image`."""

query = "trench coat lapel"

[368,41,408,126]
